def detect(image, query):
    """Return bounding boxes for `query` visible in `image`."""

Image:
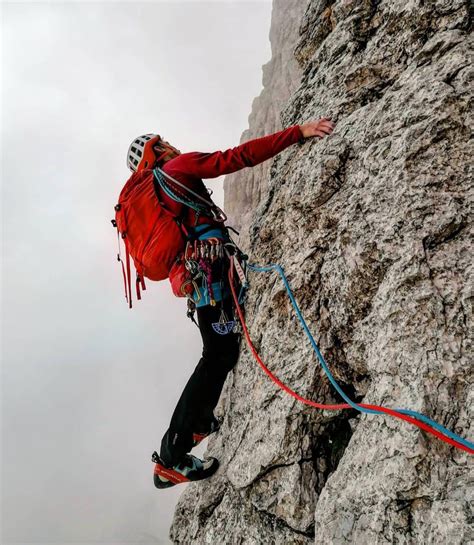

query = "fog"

[2,1,272,543]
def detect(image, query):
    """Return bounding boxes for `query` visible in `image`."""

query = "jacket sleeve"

[166,125,305,179]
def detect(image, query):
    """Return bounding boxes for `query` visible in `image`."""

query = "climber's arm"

[166,125,306,179]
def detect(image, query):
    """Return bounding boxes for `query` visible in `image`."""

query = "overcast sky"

[2,2,273,543]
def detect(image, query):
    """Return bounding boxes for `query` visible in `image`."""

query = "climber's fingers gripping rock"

[300,118,335,139]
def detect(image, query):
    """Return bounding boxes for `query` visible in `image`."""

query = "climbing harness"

[226,256,474,455]
[152,168,247,335]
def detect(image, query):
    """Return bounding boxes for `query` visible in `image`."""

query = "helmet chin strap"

[155,150,168,163]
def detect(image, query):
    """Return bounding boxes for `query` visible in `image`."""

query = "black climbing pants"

[160,294,242,466]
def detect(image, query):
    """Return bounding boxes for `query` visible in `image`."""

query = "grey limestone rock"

[170,1,473,543]
[223,0,309,249]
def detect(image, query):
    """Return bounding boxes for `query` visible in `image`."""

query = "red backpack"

[112,169,189,308]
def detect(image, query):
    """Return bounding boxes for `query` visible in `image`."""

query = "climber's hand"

[300,118,335,139]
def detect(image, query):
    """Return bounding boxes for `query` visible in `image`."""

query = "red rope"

[227,261,474,455]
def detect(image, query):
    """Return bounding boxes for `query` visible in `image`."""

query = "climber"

[122,119,335,488]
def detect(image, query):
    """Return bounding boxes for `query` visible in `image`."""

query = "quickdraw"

[183,239,226,307]
[183,234,249,335]
[184,238,225,263]
[198,259,216,306]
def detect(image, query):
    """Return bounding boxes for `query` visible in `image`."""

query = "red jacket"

[158,124,304,228]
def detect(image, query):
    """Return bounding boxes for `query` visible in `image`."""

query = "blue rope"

[247,262,474,451]
[154,170,208,214]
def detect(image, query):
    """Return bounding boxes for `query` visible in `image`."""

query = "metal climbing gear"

[224,240,249,307]
[211,308,236,335]
[197,258,216,306]
[186,298,199,327]
[185,238,225,263]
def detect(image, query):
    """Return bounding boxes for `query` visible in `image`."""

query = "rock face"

[223,0,309,249]
[170,1,473,544]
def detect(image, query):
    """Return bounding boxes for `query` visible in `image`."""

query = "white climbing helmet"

[127,134,161,172]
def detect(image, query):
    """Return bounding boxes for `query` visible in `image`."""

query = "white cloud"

[2,1,272,542]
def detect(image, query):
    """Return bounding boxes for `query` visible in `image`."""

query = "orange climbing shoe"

[152,452,219,489]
